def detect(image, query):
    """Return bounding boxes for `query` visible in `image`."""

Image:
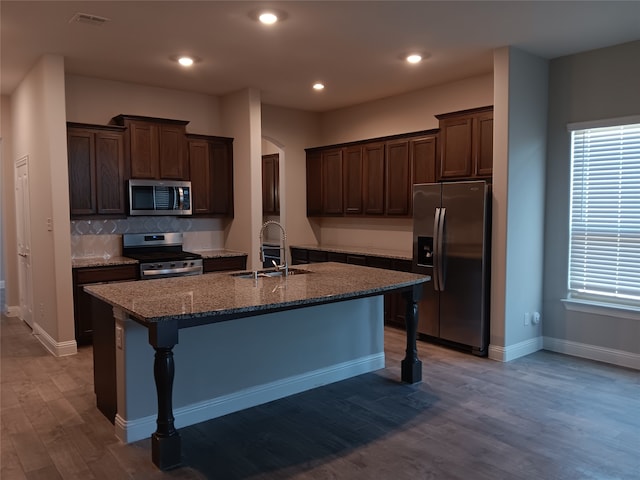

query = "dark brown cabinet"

[306,151,323,216]
[343,146,363,215]
[385,139,411,216]
[203,255,247,273]
[112,115,190,180]
[306,130,437,218]
[436,106,493,180]
[262,154,280,215]
[187,134,234,217]
[411,135,437,185]
[322,149,344,215]
[289,247,412,327]
[67,123,126,217]
[72,264,138,345]
[363,143,385,215]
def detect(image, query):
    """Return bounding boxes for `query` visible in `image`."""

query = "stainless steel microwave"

[128,179,192,216]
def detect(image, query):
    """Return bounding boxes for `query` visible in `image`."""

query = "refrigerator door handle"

[437,207,446,290]
[433,207,441,291]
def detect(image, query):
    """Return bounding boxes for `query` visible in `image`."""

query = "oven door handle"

[141,265,203,278]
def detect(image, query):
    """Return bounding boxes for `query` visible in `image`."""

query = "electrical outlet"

[524,312,530,326]
[532,312,541,325]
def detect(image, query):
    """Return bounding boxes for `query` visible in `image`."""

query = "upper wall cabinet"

[305,130,437,217]
[111,115,190,180]
[67,123,127,217]
[262,153,280,215]
[436,106,493,180]
[186,134,234,217]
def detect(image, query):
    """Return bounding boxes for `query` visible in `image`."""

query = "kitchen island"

[85,262,428,470]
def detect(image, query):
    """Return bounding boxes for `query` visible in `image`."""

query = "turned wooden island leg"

[148,321,181,470]
[401,285,423,384]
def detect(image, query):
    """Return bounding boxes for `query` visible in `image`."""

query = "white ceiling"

[2,1,640,112]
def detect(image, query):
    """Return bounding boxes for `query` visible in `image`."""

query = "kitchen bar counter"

[85,262,428,470]
[85,262,425,325]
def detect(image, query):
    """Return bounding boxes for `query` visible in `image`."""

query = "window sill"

[562,298,640,321]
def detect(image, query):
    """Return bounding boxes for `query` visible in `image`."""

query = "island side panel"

[114,297,385,444]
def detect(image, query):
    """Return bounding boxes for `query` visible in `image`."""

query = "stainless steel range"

[122,232,203,280]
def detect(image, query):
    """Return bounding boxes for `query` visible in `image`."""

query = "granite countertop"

[85,262,429,325]
[291,244,412,261]
[72,256,139,269]
[72,249,247,268]
[194,249,248,259]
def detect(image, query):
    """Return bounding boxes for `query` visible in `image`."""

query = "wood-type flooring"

[1,314,639,479]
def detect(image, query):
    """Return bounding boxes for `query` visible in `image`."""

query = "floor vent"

[68,12,110,26]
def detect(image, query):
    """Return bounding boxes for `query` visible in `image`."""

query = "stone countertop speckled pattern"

[194,249,248,259]
[72,256,139,269]
[291,244,411,261]
[72,250,247,268]
[85,262,429,325]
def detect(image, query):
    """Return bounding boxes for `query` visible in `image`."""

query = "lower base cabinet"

[203,255,247,273]
[72,264,138,345]
[290,248,411,328]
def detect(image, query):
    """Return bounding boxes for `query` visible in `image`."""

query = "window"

[568,119,640,308]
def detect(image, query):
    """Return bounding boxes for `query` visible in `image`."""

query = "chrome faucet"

[259,220,288,276]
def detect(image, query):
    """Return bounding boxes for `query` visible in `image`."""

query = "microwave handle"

[177,187,184,210]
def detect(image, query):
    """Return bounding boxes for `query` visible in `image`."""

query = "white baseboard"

[543,336,640,371]
[488,336,543,362]
[115,352,385,444]
[32,322,78,357]
[5,306,20,317]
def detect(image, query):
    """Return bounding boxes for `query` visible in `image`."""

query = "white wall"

[1,95,18,312]
[12,55,75,350]
[65,75,222,134]
[543,40,640,367]
[221,88,263,270]
[319,74,494,145]
[490,47,548,361]
[261,104,322,251]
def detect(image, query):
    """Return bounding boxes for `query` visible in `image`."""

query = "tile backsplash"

[70,217,226,258]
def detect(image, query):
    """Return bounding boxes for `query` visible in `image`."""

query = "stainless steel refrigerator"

[412,181,491,355]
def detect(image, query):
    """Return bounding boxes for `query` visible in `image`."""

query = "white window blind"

[569,122,640,306]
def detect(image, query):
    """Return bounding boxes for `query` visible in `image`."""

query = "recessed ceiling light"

[313,83,325,91]
[170,55,201,67]
[249,8,288,24]
[406,54,423,64]
[259,12,278,24]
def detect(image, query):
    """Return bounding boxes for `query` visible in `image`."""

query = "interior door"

[15,157,33,327]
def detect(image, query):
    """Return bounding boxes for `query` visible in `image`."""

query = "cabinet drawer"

[366,256,393,270]
[327,252,347,263]
[308,250,329,263]
[290,248,309,265]
[346,254,367,266]
[75,264,138,285]
[203,256,247,273]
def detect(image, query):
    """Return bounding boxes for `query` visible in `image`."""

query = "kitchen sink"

[231,268,310,279]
